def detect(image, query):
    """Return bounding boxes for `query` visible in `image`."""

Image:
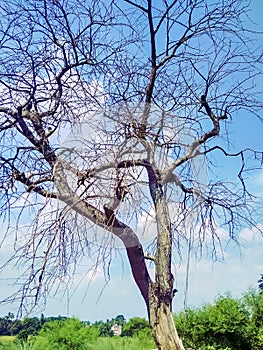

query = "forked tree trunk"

[149,290,185,350]
[126,244,185,350]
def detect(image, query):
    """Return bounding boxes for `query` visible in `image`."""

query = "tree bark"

[143,163,185,349]
[55,160,185,349]
[149,292,185,350]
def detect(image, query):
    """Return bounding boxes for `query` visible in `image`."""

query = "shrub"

[175,293,251,349]
[122,317,151,338]
[31,318,98,350]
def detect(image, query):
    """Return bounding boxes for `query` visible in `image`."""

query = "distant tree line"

[0,278,262,349]
[0,313,67,338]
[0,312,150,340]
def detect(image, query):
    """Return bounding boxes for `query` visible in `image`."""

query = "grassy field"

[0,335,155,350]
[88,336,155,350]
[0,336,16,343]
[0,337,18,350]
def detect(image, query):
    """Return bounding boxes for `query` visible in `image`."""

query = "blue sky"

[0,1,262,323]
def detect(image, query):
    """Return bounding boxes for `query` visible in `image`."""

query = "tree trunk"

[143,164,185,349]
[149,289,185,350]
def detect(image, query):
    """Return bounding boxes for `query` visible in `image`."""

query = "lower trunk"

[149,296,185,350]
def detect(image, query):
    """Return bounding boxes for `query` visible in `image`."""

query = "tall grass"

[0,335,155,350]
[88,335,155,350]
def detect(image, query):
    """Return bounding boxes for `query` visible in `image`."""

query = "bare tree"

[0,0,262,349]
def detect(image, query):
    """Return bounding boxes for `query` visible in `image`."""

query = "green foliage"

[95,321,114,337]
[0,288,262,349]
[93,315,125,337]
[0,314,41,336]
[0,336,21,350]
[17,329,29,342]
[0,333,155,350]
[89,335,155,350]
[31,318,99,350]
[242,288,263,349]
[175,290,263,350]
[0,342,19,350]
[21,317,42,336]
[0,314,17,336]
[114,315,126,326]
[122,317,152,338]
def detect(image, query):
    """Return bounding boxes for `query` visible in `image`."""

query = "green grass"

[0,336,21,350]
[0,336,16,343]
[88,336,155,350]
[0,335,155,350]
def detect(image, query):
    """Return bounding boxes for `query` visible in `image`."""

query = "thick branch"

[53,160,152,308]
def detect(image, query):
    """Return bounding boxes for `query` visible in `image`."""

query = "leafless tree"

[0,1,262,349]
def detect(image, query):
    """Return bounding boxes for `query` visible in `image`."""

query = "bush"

[242,289,263,349]
[175,293,251,349]
[121,317,152,338]
[31,318,99,350]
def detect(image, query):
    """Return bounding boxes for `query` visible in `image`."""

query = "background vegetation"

[0,286,262,350]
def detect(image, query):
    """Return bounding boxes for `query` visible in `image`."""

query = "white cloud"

[239,225,263,244]
[172,244,263,311]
